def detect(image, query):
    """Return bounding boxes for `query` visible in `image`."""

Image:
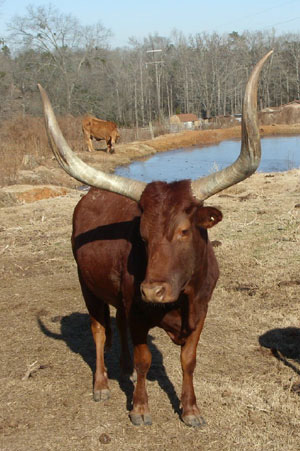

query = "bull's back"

[72,188,141,306]
[82,115,117,139]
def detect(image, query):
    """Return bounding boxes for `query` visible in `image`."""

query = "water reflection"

[115,136,300,183]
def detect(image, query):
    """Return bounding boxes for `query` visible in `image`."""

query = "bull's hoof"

[129,413,152,426]
[182,414,206,428]
[93,389,110,402]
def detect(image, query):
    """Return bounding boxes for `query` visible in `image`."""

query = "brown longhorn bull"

[38,51,273,427]
[82,114,120,153]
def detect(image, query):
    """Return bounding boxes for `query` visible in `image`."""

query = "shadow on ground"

[259,327,300,375]
[37,312,181,415]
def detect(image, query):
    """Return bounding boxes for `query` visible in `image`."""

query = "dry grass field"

[0,119,299,450]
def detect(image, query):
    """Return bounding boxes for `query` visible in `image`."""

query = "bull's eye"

[180,228,190,238]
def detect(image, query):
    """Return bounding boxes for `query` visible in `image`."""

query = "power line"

[218,0,299,30]
[268,16,300,28]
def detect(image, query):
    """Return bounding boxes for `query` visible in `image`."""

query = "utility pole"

[146,49,164,123]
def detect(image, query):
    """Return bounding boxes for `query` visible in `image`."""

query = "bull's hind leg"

[90,310,111,401]
[83,129,94,152]
[79,279,111,401]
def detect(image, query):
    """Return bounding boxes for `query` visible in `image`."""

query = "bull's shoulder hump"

[73,188,141,228]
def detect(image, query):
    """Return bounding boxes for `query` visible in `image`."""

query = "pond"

[115,136,300,183]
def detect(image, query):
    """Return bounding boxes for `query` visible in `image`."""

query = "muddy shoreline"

[99,123,300,175]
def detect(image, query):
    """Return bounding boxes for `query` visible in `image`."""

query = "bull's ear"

[196,206,222,228]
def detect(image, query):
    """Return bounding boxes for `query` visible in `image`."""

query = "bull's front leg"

[116,307,134,377]
[180,307,207,427]
[106,137,115,154]
[129,323,152,426]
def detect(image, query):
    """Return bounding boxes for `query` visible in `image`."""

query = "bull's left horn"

[191,50,274,201]
[38,84,146,202]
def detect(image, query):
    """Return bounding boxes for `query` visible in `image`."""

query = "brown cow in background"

[38,51,273,427]
[82,114,120,153]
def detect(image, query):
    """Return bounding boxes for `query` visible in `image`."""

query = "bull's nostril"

[155,286,165,299]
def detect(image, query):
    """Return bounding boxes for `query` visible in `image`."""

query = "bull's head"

[38,51,273,303]
[110,129,120,153]
[115,130,120,143]
[139,180,222,303]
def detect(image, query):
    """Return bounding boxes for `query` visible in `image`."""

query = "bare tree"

[3,19,300,126]
[7,4,111,112]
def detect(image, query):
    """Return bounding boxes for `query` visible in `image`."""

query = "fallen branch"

[22,361,40,381]
[0,244,9,255]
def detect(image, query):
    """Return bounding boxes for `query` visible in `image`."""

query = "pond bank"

[138,123,300,152]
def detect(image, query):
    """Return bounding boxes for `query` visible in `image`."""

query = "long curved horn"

[38,84,146,202]
[191,50,273,201]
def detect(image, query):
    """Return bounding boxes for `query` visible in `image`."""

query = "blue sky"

[1,0,300,47]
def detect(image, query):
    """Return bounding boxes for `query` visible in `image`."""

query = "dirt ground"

[0,126,300,450]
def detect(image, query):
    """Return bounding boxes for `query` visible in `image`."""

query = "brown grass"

[0,115,85,186]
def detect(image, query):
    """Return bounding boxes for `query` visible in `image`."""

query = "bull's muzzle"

[140,281,175,303]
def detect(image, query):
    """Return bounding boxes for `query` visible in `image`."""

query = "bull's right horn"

[191,50,274,201]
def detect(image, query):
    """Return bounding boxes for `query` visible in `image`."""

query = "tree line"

[1,4,300,127]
